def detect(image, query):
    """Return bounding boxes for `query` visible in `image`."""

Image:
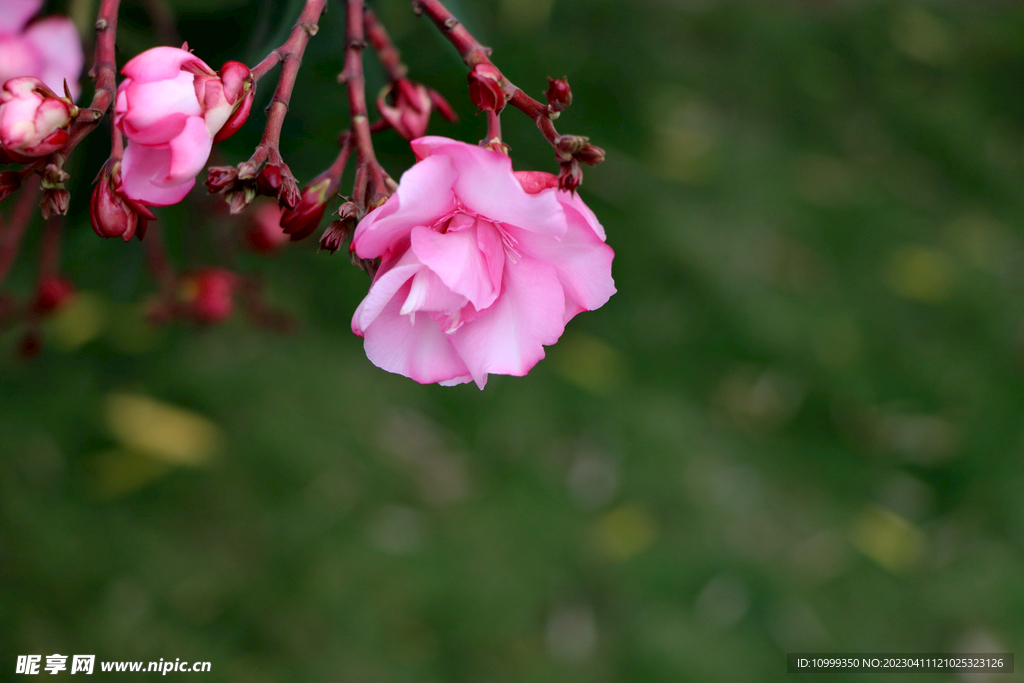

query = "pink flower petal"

[449,255,566,388]
[0,0,41,35]
[360,280,472,385]
[351,154,458,258]
[121,46,210,83]
[512,202,615,313]
[166,115,213,185]
[352,248,423,332]
[0,36,42,89]
[118,73,200,144]
[22,17,83,99]
[411,137,567,238]
[401,267,468,317]
[410,221,500,311]
[120,142,194,206]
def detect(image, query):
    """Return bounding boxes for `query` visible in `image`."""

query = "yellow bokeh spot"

[851,505,924,573]
[104,392,223,466]
[885,245,954,302]
[593,504,658,560]
[551,332,625,394]
[46,291,106,350]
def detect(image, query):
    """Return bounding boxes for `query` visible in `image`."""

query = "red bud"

[545,77,572,113]
[90,161,139,241]
[467,63,506,113]
[280,175,336,240]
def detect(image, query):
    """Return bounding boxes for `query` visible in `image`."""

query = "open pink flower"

[114,47,253,207]
[350,136,615,388]
[0,0,83,100]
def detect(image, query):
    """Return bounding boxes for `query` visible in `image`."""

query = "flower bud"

[91,160,141,241]
[207,61,255,144]
[545,77,572,113]
[576,142,605,166]
[0,77,77,161]
[32,275,74,315]
[205,165,239,194]
[227,185,256,215]
[179,268,238,324]
[280,174,337,241]
[40,187,69,218]
[244,201,290,254]
[349,250,380,278]
[467,63,506,113]
[319,220,352,255]
[558,158,582,194]
[279,172,302,210]
[256,164,282,196]
[0,171,21,202]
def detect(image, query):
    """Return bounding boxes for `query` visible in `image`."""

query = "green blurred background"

[3,0,1024,680]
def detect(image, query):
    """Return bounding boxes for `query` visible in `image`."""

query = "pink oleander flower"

[114,47,254,207]
[0,0,83,100]
[0,76,77,161]
[350,136,615,388]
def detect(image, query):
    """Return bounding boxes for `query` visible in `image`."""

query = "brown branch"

[342,0,387,210]
[240,0,328,180]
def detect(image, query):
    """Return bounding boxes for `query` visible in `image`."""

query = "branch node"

[443,16,458,30]
[95,18,108,30]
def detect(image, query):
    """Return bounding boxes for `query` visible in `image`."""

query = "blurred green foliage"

[4,0,1024,681]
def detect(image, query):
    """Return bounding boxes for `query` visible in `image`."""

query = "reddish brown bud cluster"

[552,134,605,193]
[319,201,359,254]
[468,63,506,113]
[206,162,301,215]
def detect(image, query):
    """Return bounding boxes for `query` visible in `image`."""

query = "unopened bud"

[256,164,282,197]
[32,275,74,315]
[40,188,69,218]
[558,159,582,194]
[281,175,335,240]
[42,163,69,185]
[206,165,239,193]
[467,63,506,113]
[319,220,352,255]
[554,134,589,163]
[279,173,302,210]
[227,185,256,214]
[545,77,572,113]
[350,250,380,278]
[576,143,605,166]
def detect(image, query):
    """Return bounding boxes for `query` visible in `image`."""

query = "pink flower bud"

[115,47,253,208]
[280,174,337,241]
[244,201,290,254]
[90,160,143,241]
[32,275,74,314]
[467,63,506,113]
[256,164,282,196]
[0,77,76,161]
[545,77,572,113]
[179,268,238,324]
[205,165,239,193]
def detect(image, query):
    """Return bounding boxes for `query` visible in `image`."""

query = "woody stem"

[343,0,387,210]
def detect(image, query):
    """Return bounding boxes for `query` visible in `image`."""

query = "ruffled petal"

[401,267,469,316]
[449,255,566,388]
[118,73,200,144]
[351,248,423,333]
[351,154,458,258]
[166,115,213,185]
[121,46,210,83]
[22,17,83,99]
[512,202,615,313]
[361,281,472,385]
[120,142,194,206]
[411,137,566,238]
[410,221,500,311]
